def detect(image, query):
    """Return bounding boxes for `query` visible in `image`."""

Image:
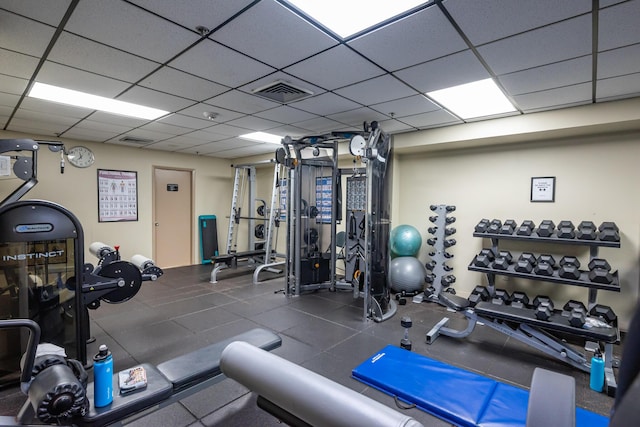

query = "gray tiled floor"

[1,264,621,426]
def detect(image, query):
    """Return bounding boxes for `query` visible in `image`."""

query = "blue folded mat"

[352,345,609,427]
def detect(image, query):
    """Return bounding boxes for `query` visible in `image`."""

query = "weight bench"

[210,249,283,284]
[426,297,619,395]
[2,320,281,427]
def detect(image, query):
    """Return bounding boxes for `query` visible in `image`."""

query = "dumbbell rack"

[427,219,622,396]
[422,204,457,304]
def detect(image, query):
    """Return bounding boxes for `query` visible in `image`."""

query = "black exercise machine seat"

[211,249,268,267]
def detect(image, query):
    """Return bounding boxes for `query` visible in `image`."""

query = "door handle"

[155,222,159,226]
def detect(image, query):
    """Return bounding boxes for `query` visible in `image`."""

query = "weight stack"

[425,205,456,300]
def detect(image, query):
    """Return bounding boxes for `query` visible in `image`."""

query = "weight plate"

[304,227,319,244]
[98,261,142,303]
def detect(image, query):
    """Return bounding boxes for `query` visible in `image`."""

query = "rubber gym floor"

[0,264,621,426]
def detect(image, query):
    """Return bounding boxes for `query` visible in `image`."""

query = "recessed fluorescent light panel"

[28,82,169,120]
[239,132,282,144]
[285,0,428,38]
[427,78,517,120]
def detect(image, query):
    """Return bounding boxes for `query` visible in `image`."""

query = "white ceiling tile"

[376,119,416,134]
[62,127,122,142]
[140,67,229,102]
[0,92,20,108]
[20,97,93,118]
[37,61,131,97]
[180,129,229,142]
[477,15,592,75]
[288,92,361,116]
[326,107,390,129]
[113,128,173,143]
[264,124,311,138]
[179,138,254,155]
[225,115,282,131]
[334,75,417,106]
[137,121,191,136]
[68,119,131,133]
[599,1,640,51]
[254,105,319,124]
[513,83,592,112]
[348,6,467,71]
[0,74,29,96]
[212,0,337,69]
[398,109,461,129]
[48,32,159,84]
[65,0,200,63]
[142,139,196,152]
[284,45,386,91]
[499,56,592,96]
[394,50,490,93]
[6,119,66,137]
[597,73,640,101]
[291,116,346,133]
[128,0,255,32]
[86,111,149,128]
[118,86,194,112]
[202,123,251,137]
[444,0,591,46]
[206,90,280,115]
[157,113,214,130]
[598,44,640,79]
[370,95,439,118]
[600,0,626,7]
[169,39,276,87]
[14,106,83,127]
[1,0,72,26]
[0,9,56,57]
[178,103,244,123]
[0,48,39,79]
[213,143,275,158]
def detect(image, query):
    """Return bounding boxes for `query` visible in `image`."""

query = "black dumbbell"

[427,238,437,246]
[445,217,456,224]
[425,274,435,283]
[590,304,617,324]
[446,205,456,212]
[493,257,510,270]
[500,219,517,235]
[427,226,437,234]
[557,220,576,239]
[475,218,490,233]
[598,221,620,242]
[445,227,457,236]
[534,261,554,276]
[537,254,556,267]
[569,306,587,327]
[474,254,493,268]
[537,220,556,237]
[444,239,456,248]
[487,219,502,234]
[441,275,456,287]
[468,285,490,306]
[558,256,581,279]
[562,300,587,316]
[499,251,513,263]
[425,260,436,271]
[588,258,613,284]
[519,252,537,265]
[576,221,597,240]
[533,296,554,321]
[400,316,412,351]
[533,295,554,309]
[517,220,536,236]
[511,291,530,307]
[515,259,534,273]
[494,289,511,303]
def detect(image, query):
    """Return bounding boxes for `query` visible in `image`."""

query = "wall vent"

[119,136,153,144]
[252,80,313,103]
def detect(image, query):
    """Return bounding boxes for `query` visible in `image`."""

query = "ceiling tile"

[137,121,191,136]
[203,123,252,137]
[0,74,29,96]
[499,56,592,96]
[291,116,347,133]
[169,39,276,88]
[20,97,93,118]
[65,0,199,63]
[108,127,173,144]
[179,129,229,142]
[0,48,39,79]
[334,75,417,106]
[369,95,439,118]
[254,105,319,124]
[224,115,282,131]
[326,107,390,129]
[212,0,336,69]
[394,50,490,93]
[62,127,123,142]
[12,108,79,129]
[179,138,254,155]
[288,92,361,116]
[142,139,198,152]
[6,118,68,136]
[598,1,640,51]
[86,111,149,128]
[477,14,592,75]
[212,142,275,158]
[597,73,640,101]
[348,6,467,71]
[513,82,592,112]
[48,32,160,84]
[444,0,591,46]
[206,90,281,115]
[398,109,461,129]
[139,67,229,102]
[1,0,72,26]
[284,45,385,91]
[598,44,640,79]
[178,102,244,123]
[0,9,56,57]
[376,119,416,134]
[117,86,194,112]
[37,61,131,97]
[67,118,131,134]
[265,124,312,138]
[157,113,215,130]
[600,0,626,7]
[128,0,256,32]
[0,92,20,108]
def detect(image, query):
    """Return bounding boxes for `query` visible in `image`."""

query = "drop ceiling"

[1,0,639,159]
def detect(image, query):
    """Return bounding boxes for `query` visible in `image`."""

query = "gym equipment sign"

[530,176,555,203]
[98,169,138,222]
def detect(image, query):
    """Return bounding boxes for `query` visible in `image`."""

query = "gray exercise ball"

[389,256,426,293]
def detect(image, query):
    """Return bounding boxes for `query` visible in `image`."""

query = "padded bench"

[211,249,267,268]
[77,328,281,427]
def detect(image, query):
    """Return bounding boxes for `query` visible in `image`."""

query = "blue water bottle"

[590,349,605,392]
[93,344,113,407]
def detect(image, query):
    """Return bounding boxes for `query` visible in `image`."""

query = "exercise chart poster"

[98,169,138,222]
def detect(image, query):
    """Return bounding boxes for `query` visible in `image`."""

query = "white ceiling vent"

[252,80,314,103]
[119,136,153,144]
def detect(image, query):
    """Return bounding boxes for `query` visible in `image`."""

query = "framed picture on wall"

[530,176,555,202]
[98,169,138,222]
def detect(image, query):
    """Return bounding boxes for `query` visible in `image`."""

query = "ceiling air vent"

[119,136,153,145]
[252,80,313,103]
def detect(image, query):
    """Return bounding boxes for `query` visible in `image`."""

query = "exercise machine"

[210,160,285,284]
[0,318,281,427]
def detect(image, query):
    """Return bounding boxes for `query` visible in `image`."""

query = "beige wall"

[393,112,640,329]
[0,130,233,266]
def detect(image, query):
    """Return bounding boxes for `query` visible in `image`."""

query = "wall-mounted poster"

[98,169,138,222]
[315,176,332,224]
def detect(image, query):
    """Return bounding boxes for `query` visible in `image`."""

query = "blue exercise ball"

[389,256,426,293]
[390,224,422,257]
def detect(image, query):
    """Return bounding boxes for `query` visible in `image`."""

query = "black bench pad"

[212,249,267,265]
[156,328,281,392]
[474,302,618,342]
